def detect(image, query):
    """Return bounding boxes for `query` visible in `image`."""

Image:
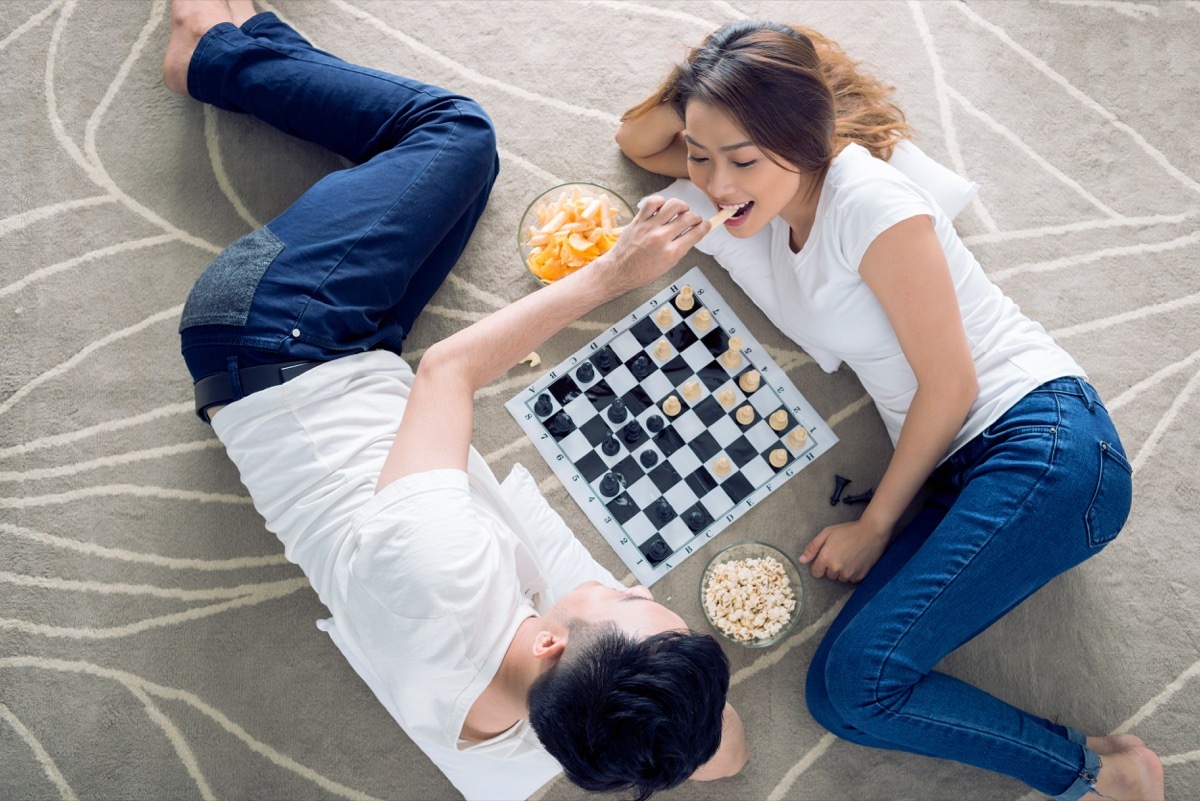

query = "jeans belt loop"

[1075,376,1095,412]
[226,356,244,402]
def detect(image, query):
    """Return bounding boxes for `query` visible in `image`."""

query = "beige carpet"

[3,1,1198,799]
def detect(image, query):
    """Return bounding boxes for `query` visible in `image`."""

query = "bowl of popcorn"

[519,182,633,284]
[700,542,804,649]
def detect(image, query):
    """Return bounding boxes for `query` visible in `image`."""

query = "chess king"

[163,2,744,800]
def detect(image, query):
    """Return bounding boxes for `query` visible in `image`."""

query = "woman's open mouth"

[719,200,754,227]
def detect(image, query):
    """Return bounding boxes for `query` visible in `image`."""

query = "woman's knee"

[820,631,912,736]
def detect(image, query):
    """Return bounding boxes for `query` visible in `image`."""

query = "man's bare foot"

[163,0,234,95]
[227,0,257,27]
[1084,738,1164,801]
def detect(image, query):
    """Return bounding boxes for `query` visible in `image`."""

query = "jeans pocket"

[1084,441,1133,548]
[180,227,285,330]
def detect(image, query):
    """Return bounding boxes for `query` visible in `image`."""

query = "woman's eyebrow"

[683,134,754,152]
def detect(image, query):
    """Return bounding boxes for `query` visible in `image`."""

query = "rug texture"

[2,1,1198,800]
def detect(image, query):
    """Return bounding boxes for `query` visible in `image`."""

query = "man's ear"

[532,629,567,662]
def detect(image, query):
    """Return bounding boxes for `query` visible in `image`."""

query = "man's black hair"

[527,626,731,801]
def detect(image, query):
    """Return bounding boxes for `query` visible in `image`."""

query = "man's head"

[526,582,731,801]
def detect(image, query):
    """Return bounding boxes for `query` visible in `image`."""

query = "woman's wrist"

[858,504,898,541]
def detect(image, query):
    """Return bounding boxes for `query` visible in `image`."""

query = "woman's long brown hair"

[622,20,912,173]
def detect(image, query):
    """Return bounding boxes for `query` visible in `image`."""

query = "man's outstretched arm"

[376,196,708,492]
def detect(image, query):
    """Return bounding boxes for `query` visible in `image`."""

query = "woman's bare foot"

[1084,737,1164,801]
[1088,733,1146,755]
[227,0,257,27]
[163,0,235,95]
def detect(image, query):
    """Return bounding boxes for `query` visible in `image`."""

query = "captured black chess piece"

[534,393,552,417]
[843,488,875,505]
[639,450,658,468]
[645,414,665,433]
[829,475,851,506]
[630,354,651,379]
[576,362,595,383]
[601,429,620,456]
[608,397,628,423]
[599,471,621,497]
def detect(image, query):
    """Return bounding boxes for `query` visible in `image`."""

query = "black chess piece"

[829,475,851,506]
[594,348,615,370]
[599,471,621,497]
[622,420,643,444]
[607,398,628,423]
[645,414,665,433]
[686,509,708,532]
[576,362,595,383]
[601,430,620,456]
[647,539,670,561]
[639,450,658,468]
[630,355,651,379]
[534,393,552,417]
[653,497,673,523]
[843,488,875,505]
[549,412,573,435]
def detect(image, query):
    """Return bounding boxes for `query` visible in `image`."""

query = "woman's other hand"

[798,517,892,584]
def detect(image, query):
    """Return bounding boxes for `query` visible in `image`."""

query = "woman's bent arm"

[802,216,978,582]
[615,103,690,178]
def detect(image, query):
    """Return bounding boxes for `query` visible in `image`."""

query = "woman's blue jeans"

[806,377,1134,800]
[178,13,499,386]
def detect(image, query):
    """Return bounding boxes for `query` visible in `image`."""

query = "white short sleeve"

[349,469,499,618]
[834,170,937,272]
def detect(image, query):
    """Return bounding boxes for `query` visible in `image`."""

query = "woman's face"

[683,100,806,239]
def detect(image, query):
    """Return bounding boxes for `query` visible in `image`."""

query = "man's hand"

[589,195,708,298]
[798,516,892,584]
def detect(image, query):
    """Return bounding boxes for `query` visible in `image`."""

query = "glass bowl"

[699,541,805,649]
[518,182,634,285]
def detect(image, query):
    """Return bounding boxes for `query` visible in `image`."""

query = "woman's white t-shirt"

[656,143,1084,458]
[211,349,625,800]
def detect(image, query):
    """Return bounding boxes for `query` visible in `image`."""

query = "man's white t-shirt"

[657,143,1084,458]
[211,349,624,800]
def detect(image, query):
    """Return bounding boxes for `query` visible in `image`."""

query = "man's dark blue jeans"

[178,13,499,419]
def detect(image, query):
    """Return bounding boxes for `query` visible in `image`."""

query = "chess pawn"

[735,404,755,426]
[722,336,743,369]
[787,427,808,449]
[769,448,788,468]
[682,379,702,401]
[768,409,789,431]
[653,340,672,361]
[662,395,682,416]
[693,308,713,331]
[712,456,731,476]
[655,306,674,328]
[738,370,761,393]
[675,285,695,311]
[716,388,735,408]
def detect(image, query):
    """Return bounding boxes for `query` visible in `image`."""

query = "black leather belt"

[194,360,322,422]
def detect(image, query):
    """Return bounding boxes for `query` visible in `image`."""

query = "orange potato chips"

[524,188,623,282]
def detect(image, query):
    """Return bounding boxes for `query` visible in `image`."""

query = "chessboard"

[506,266,837,585]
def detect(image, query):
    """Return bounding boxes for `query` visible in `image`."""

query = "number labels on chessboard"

[506,266,837,585]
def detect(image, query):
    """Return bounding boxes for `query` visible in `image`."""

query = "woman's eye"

[686,155,709,164]
[733,160,757,169]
